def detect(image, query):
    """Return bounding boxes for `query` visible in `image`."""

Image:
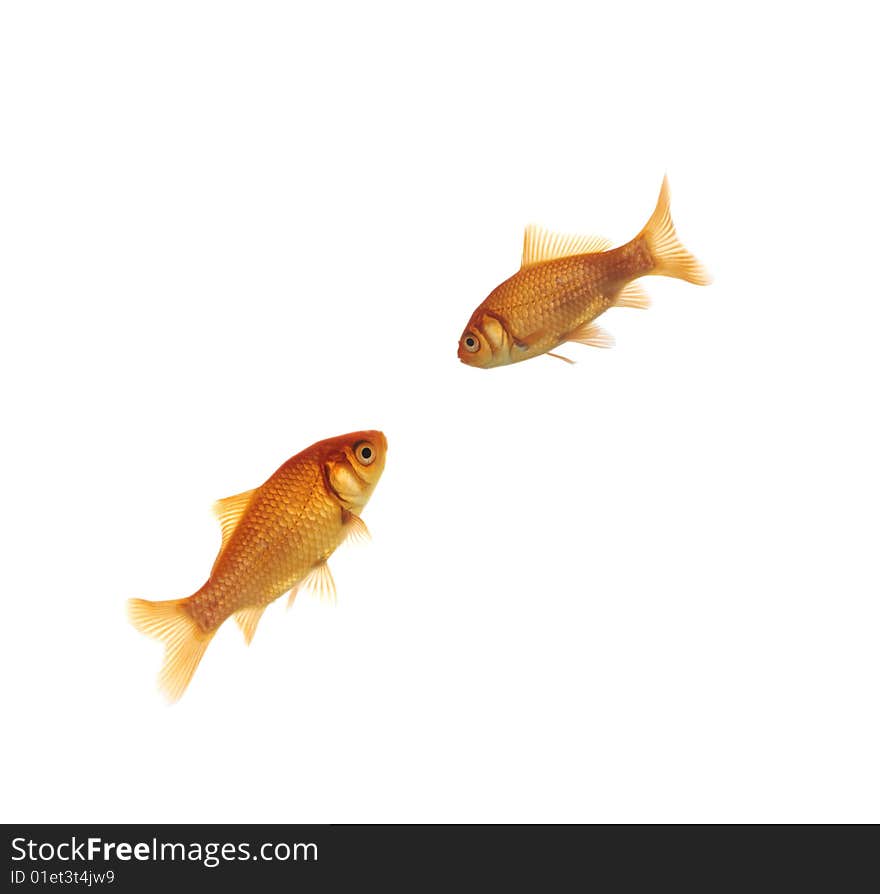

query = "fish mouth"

[458,348,491,369]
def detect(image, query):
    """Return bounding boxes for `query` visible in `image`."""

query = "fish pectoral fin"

[547,351,576,364]
[521,224,612,269]
[342,511,371,544]
[212,488,257,552]
[514,327,550,349]
[565,321,615,349]
[234,604,267,646]
[302,561,337,604]
[614,281,651,310]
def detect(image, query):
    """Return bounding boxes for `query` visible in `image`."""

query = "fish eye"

[463,333,480,353]
[354,442,376,466]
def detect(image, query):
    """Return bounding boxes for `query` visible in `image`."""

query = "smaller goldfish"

[458,176,710,368]
[128,431,387,702]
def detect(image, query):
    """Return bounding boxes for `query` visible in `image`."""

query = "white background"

[1,1,878,824]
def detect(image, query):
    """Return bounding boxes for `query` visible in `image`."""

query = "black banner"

[5,824,870,890]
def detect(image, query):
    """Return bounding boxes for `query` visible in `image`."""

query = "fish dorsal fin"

[212,488,257,551]
[521,225,612,269]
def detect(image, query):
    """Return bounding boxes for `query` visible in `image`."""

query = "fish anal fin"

[547,351,576,364]
[234,604,267,646]
[566,321,615,349]
[302,561,336,604]
[614,281,651,310]
[212,488,257,551]
[522,225,612,269]
[128,597,214,703]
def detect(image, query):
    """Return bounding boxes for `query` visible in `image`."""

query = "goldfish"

[457,176,710,367]
[128,430,387,702]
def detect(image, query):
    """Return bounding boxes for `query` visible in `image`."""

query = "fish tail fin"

[638,175,711,285]
[127,597,214,703]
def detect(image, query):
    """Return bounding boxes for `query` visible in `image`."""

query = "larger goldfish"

[458,177,710,368]
[129,430,387,702]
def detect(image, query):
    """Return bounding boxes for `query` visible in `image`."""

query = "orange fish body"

[129,430,387,701]
[458,177,710,368]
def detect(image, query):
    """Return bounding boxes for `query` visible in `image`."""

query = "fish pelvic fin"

[128,597,215,703]
[302,561,337,604]
[566,321,615,349]
[546,351,576,364]
[638,175,711,286]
